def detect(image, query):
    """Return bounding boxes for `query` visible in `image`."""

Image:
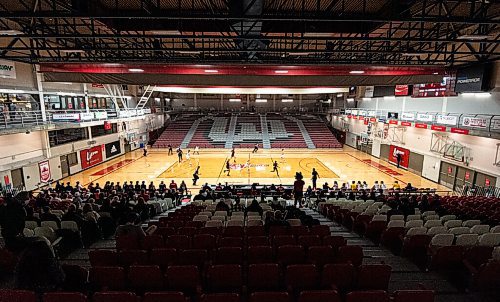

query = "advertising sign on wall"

[38,160,51,183]
[105,141,122,158]
[436,114,458,126]
[80,146,103,169]
[389,145,410,169]
[79,112,94,121]
[417,113,433,122]
[401,113,415,121]
[387,112,399,119]
[0,60,16,79]
[462,117,488,129]
[365,86,374,98]
[455,64,487,93]
[52,113,81,121]
[395,85,410,96]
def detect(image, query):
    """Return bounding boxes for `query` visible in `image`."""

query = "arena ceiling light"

[204,69,219,73]
[229,98,241,102]
[281,99,294,103]
[128,68,144,72]
[275,70,289,74]
[255,99,268,103]
[462,92,491,98]
[0,30,23,35]
[383,96,396,100]
[347,98,355,102]
[288,52,311,56]
[349,70,365,74]
[457,35,491,40]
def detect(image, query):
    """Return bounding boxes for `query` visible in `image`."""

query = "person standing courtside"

[272,160,280,177]
[177,148,183,163]
[168,144,173,155]
[396,152,403,169]
[293,172,305,208]
[224,160,231,176]
[311,168,320,189]
[192,166,200,185]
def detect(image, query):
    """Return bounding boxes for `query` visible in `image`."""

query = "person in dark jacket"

[0,194,26,251]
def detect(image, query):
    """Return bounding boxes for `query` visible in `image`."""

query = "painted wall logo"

[0,60,16,79]
[105,141,122,158]
[462,117,487,129]
[38,160,51,183]
[229,162,270,171]
[80,146,103,169]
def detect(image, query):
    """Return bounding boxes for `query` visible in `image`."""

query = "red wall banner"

[451,128,469,135]
[80,146,103,169]
[400,121,412,127]
[431,125,446,131]
[38,160,51,183]
[415,123,428,129]
[389,145,410,169]
[389,120,398,125]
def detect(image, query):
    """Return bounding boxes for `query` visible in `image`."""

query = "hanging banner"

[0,60,16,79]
[387,112,399,119]
[38,160,51,183]
[365,86,374,98]
[80,146,103,169]
[485,178,491,186]
[389,145,410,169]
[436,114,458,126]
[462,117,488,129]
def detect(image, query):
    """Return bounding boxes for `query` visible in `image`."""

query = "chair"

[405,215,421,221]
[178,227,198,237]
[345,290,389,302]
[211,216,226,222]
[92,292,137,302]
[423,220,441,228]
[277,245,306,266]
[214,247,243,264]
[444,220,462,229]
[322,236,347,250]
[41,221,59,230]
[430,234,454,248]
[166,235,191,250]
[214,211,228,217]
[307,246,336,267]
[142,235,165,250]
[455,234,478,246]
[200,293,240,302]
[405,220,423,229]
[119,249,148,266]
[311,225,331,238]
[248,246,274,264]
[490,225,500,233]
[336,245,363,266]
[387,220,404,228]
[298,290,341,302]
[247,236,269,246]
[34,226,57,242]
[226,220,244,227]
[89,250,118,266]
[390,215,404,221]
[193,215,209,222]
[356,264,392,290]
[128,265,164,291]
[90,266,126,290]
[246,226,266,236]
[247,220,264,226]
[321,263,356,293]
[61,221,79,232]
[165,265,201,295]
[249,292,291,302]
[426,226,447,236]
[429,245,464,270]
[462,220,481,227]
[143,292,189,302]
[192,234,216,250]
[448,227,470,235]
[393,290,434,302]
[440,215,457,223]
[116,234,141,250]
[479,233,500,246]
[207,264,243,292]
[470,225,490,235]
[248,263,281,291]
[43,292,86,302]
[0,290,36,302]
[149,248,177,269]
[218,237,243,248]
[286,264,320,293]
[205,220,224,228]
[273,235,296,247]
[24,221,38,230]
[287,219,302,226]
[178,249,208,268]
[298,235,322,249]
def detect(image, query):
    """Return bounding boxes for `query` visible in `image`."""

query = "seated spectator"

[169,180,178,190]
[115,212,157,243]
[215,198,230,213]
[61,204,84,227]
[393,181,401,189]
[159,181,167,192]
[246,198,263,216]
[82,204,100,224]
[265,211,290,232]
[179,181,187,193]
[40,206,61,228]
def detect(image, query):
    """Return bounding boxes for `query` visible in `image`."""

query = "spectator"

[61,204,84,227]
[246,199,263,216]
[115,212,157,243]
[0,193,26,251]
[215,198,230,213]
[40,206,61,228]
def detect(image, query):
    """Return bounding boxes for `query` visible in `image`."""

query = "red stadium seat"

[192,234,217,250]
[337,245,363,266]
[356,264,392,290]
[270,226,290,237]
[345,291,389,302]
[128,265,164,291]
[298,235,322,249]
[92,292,137,302]
[462,246,493,270]
[277,245,306,266]
[165,265,201,295]
[470,260,500,291]
[149,248,177,269]
[116,234,141,250]
[155,227,176,238]
[273,235,296,247]
[206,264,243,293]
[119,249,148,266]
[61,264,89,291]
[142,235,165,250]
[248,263,281,291]
[247,236,270,246]
[429,246,464,271]
[322,235,347,250]
[307,246,336,267]
[393,290,434,302]
[200,293,240,302]
[290,226,310,237]
[224,226,244,237]
[143,292,189,302]
[311,225,331,238]
[89,250,118,266]
[166,235,191,250]
[90,266,126,290]
[0,290,36,302]
[214,247,243,264]
[246,226,266,237]
[286,264,320,293]
[321,263,356,293]
[218,237,244,248]
[199,227,223,237]
[178,249,209,268]
[249,292,291,302]
[178,227,198,237]
[248,246,274,264]
[43,292,87,302]
[298,290,341,302]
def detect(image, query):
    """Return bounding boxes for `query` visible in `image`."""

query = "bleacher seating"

[153,115,203,148]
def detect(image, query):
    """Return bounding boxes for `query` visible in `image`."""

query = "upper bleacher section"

[153,113,342,149]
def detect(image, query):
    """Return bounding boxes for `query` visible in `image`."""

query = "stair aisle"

[224,114,238,149]
[260,114,271,149]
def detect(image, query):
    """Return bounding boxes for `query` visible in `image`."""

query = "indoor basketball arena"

[0,1,499,302]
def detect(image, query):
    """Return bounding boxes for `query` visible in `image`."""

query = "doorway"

[11,168,24,189]
[60,155,70,178]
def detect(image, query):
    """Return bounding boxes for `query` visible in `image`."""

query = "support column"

[273,95,276,111]
[34,65,47,122]
[83,83,90,113]
[220,94,224,111]
[246,94,250,110]
[194,93,198,109]
[441,97,448,113]
[402,96,407,113]
[299,95,302,110]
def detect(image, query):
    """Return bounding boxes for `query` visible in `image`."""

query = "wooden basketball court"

[60,147,449,192]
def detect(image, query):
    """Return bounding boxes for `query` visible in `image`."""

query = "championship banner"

[80,146,103,169]
[462,117,487,129]
[389,145,410,169]
[38,160,51,183]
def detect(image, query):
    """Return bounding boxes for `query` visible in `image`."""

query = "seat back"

[248,263,280,290]
[430,234,454,247]
[92,292,137,302]
[393,290,434,302]
[455,234,478,246]
[345,291,389,302]
[43,292,86,302]
[0,290,36,302]
[479,233,500,246]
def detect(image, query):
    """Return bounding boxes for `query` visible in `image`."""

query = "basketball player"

[224,159,231,176]
[194,145,200,155]
[192,166,200,185]
[272,160,280,177]
[230,147,235,159]
[311,168,320,189]
[186,150,191,166]
[252,143,259,153]
[168,144,173,155]
[280,148,285,162]
[177,148,183,163]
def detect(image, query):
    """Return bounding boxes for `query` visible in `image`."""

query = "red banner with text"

[389,145,410,169]
[80,146,104,169]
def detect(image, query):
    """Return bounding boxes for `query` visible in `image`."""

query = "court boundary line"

[83,156,144,187]
[345,153,407,185]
